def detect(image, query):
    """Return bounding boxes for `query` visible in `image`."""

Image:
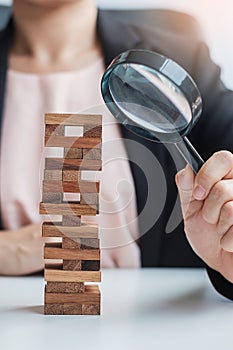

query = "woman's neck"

[11,0,100,73]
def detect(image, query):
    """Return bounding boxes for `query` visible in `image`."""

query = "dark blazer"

[1,7,233,299]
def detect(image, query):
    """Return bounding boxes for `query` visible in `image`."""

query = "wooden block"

[44,265,101,282]
[42,192,62,203]
[63,260,82,271]
[64,148,83,159]
[81,238,99,250]
[82,304,100,315]
[63,303,82,315]
[45,285,100,304]
[46,282,85,293]
[84,125,102,138]
[43,181,99,193]
[42,222,98,238]
[44,303,63,315]
[44,136,101,149]
[80,193,99,205]
[83,148,102,160]
[40,202,97,216]
[45,113,102,126]
[82,260,100,271]
[45,124,65,136]
[62,237,81,249]
[44,243,100,260]
[45,158,102,171]
[44,170,62,181]
[45,294,100,305]
[62,215,81,227]
[62,170,81,182]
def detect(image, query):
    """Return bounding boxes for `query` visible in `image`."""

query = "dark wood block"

[82,260,100,271]
[45,124,65,136]
[46,282,85,293]
[83,125,102,138]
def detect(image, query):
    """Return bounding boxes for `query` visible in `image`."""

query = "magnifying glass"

[101,49,204,174]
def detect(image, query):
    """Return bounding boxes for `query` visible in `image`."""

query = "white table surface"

[0,268,232,350]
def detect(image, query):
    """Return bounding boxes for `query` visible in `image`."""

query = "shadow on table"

[13,305,44,315]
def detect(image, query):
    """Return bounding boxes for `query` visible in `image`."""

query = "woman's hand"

[176,151,233,283]
[0,223,44,275]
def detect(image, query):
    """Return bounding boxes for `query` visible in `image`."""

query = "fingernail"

[193,185,206,200]
[177,168,189,190]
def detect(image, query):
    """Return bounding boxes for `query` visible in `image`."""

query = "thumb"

[176,165,195,217]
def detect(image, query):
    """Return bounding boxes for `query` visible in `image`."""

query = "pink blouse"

[0,56,141,268]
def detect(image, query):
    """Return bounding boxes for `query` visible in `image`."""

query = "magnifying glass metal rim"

[101,49,202,143]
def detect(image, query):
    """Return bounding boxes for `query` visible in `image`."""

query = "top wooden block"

[45,114,102,126]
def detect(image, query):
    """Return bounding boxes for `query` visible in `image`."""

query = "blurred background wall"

[0,0,232,89]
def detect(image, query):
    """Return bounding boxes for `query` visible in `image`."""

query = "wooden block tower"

[40,113,102,315]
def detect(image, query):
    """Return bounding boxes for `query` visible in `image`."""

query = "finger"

[176,165,195,216]
[193,151,233,201]
[217,201,233,236]
[220,226,233,252]
[201,180,233,224]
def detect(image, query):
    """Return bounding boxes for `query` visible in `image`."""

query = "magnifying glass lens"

[101,50,204,173]
[108,63,192,134]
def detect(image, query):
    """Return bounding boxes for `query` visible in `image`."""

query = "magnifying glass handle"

[175,136,204,174]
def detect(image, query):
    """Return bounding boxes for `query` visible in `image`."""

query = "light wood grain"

[46,281,85,293]
[45,113,102,126]
[45,285,100,304]
[42,192,62,203]
[42,222,98,238]
[45,158,102,171]
[62,215,81,226]
[83,148,102,160]
[44,243,100,260]
[62,170,81,182]
[44,265,101,282]
[43,180,99,193]
[64,148,82,159]
[44,170,62,181]
[40,202,97,216]
[45,136,101,149]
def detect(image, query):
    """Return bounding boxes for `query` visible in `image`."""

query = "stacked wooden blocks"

[40,113,102,315]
